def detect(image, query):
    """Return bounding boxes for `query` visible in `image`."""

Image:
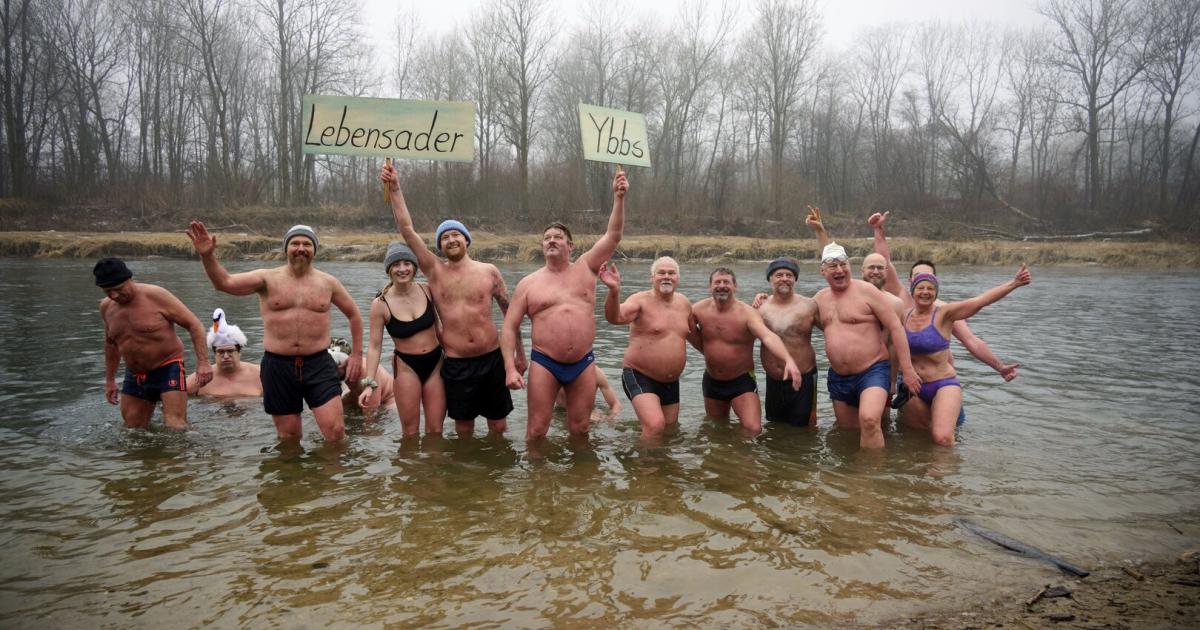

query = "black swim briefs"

[440,347,513,422]
[260,350,342,416]
[702,370,758,402]
[620,367,680,406]
[764,369,818,427]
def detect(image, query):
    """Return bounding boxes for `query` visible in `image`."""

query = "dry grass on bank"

[2,230,1198,268]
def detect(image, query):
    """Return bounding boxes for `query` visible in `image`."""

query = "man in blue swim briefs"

[501,169,629,440]
[187,222,364,442]
[95,257,213,430]
[690,268,802,435]
[813,243,921,449]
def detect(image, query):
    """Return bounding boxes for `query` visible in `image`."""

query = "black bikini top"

[384,286,436,339]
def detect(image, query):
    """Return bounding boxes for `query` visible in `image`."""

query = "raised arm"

[500,280,529,390]
[579,169,628,272]
[329,278,364,386]
[381,162,440,275]
[186,220,267,296]
[158,287,212,388]
[805,205,832,251]
[357,298,388,407]
[952,319,1020,381]
[942,264,1032,324]
[868,211,907,301]
[599,261,639,325]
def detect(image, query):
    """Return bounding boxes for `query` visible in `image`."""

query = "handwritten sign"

[301,95,474,162]
[578,103,651,168]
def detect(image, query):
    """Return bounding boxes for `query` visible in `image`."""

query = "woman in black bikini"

[360,242,446,435]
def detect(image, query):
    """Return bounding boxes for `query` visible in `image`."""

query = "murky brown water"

[0,258,1197,627]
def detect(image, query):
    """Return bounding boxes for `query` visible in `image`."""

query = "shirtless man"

[599,256,694,438]
[754,258,820,427]
[501,170,628,439]
[186,308,261,397]
[186,223,362,442]
[95,257,212,430]
[380,163,521,435]
[690,268,802,434]
[814,243,921,448]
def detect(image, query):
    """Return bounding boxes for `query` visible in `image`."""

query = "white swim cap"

[821,243,849,263]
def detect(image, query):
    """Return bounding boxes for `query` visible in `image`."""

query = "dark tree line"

[2,0,1199,235]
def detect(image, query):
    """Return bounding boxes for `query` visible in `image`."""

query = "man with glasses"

[813,243,921,449]
[187,308,262,397]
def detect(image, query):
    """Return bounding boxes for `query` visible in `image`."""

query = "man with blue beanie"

[381,162,522,435]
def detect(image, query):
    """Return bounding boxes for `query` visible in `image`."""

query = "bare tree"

[1039,0,1149,213]
[1143,0,1200,222]
[742,0,821,219]
[494,0,555,216]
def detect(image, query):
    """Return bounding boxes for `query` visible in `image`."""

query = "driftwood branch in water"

[1020,228,1153,241]
[955,518,1091,578]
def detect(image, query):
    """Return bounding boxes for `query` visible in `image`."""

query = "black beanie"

[765,257,799,282]
[94,258,133,287]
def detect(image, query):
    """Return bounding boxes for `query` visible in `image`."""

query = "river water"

[0,257,1197,627]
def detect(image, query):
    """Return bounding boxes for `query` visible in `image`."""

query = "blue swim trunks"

[827,359,891,408]
[122,356,186,402]
[531,349,595,385]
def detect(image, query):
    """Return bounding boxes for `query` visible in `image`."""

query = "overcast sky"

[361,0,1043,59]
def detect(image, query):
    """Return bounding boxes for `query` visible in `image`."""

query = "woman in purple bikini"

[899,264,1032,446]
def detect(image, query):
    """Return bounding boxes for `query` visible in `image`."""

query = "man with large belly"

[501,170,628,439]
[186,223,362,442]
[600,256,694,439]
[814,243,920,449]
[690,267,801,435]
[95,257,212,430]
[754,258,820,427]
[381,162,522,436]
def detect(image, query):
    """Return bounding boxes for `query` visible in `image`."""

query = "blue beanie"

[766,257,800,282]
[435,219,472,252]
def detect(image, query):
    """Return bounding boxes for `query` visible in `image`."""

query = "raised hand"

[804,205,823,230]
[612,169,629,198]
[186,220,217,256]
[868,210,890,229]
[599,260,621,290]
[1012,263,1032,287]
[379,161,398,193]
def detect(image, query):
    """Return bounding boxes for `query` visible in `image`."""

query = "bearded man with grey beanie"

[186,220,363,442]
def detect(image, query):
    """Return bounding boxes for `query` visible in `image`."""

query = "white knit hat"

[207,308,248,349]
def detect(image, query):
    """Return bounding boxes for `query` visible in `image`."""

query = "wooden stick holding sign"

[383,158,392,203]
[578,103,651,170]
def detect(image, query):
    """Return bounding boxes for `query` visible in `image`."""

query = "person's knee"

[486,418,507,433]
[931,430,955,447]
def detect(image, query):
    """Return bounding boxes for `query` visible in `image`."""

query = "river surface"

[0,258,1197,628]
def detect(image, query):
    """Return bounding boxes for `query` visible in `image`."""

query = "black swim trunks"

[765,368,818,427]
[122,356,186,402]
[260,350,342,416]
[620,367,680,406]
[702,370,758,402]
[440,347,513,422]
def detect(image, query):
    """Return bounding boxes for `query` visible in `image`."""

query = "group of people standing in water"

[95,164,1030,449]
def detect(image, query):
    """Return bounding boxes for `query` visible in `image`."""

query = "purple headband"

[910,273,939,295]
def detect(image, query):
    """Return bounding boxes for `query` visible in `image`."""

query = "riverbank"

[3,230,1199,267]
[875,553,1200,629]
